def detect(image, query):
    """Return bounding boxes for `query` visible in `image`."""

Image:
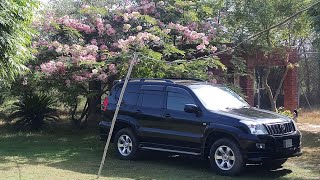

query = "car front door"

[162,86,206,153]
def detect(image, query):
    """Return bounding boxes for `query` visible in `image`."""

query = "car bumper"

[239,131,302,162]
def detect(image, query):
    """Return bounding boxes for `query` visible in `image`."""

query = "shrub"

[277,107,294,119]
[9,93,58,130]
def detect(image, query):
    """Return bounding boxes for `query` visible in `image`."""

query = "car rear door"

[134,85,167,145]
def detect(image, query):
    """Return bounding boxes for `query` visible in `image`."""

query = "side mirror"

[184,104,200,114]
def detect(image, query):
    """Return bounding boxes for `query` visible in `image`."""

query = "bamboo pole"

[97,53,137,178]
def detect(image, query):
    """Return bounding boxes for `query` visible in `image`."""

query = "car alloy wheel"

[117,134,133,156]
[214,145,235,170]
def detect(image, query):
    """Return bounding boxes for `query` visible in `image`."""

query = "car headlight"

[240,120,269,135]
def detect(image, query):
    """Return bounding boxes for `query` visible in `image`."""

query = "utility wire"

[137,1,320,63]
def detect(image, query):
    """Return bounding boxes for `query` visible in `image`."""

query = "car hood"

[217,107,292,124]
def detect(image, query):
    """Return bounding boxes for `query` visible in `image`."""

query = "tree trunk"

[84,80,102,127]
[262,66,277,111]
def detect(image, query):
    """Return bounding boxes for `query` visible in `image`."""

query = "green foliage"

[277,107,294,118]
[224,0,311,49]
[9,92,58,131]
[0,0,39,83]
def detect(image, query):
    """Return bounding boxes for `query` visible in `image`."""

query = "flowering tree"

[31,0,228,125]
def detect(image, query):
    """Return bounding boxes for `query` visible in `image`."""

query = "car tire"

[262,159,287,170]
[209,138,244,176]
[114,128,139,160]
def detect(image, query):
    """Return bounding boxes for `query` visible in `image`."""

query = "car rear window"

[111,84,140,105]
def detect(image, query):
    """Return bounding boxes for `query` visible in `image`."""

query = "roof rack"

[113,78,204,85]
[164,77,204,82]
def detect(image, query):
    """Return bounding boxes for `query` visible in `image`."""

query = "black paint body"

[99,80,302,162]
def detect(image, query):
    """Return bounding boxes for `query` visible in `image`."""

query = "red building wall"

[218,49,299,111]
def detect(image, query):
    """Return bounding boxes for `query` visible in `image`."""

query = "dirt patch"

[298,123,320,133]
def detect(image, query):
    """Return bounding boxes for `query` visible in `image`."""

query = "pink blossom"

[96,18,105,35]
[109,64,117,74]
[123,24,131,32]
[113,15,122,22]
[81,5,90,9]
[73,75,87,82]
[83,72,93,78]
[196,44,206,50]
[210,46,217,52]
[40,60,65,75]
[141,0,150,5]
[136,25,142,31]
[100,54,107,60]
[100,44,108,50]
[123,13,129,22]
[56,47,62,53]
[92,69,98,74]
[97,73,108,81]
[91,39,98,45]
[85,45,99,55]
[65,80,71,87]
[156,1,165,6]
[57,16,94,34]
[130,12,140,20]
[106,27,116,36]
[163,29,171,34]
[80,54,96,62]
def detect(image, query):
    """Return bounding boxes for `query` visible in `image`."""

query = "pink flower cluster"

[97,73,108,81]
[136,1,156,14]
[123,11,141,22]
[117,32,161,52]
[96,18,105,36]
[61,44,99,63]
[73,75,88,82]
[40,61,66,75]
[105,24,116,36]
[168,22,210,50]
[57,16,94,34]
[109,64,117,74]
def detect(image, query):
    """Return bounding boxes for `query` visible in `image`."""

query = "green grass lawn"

[0,122,319,180]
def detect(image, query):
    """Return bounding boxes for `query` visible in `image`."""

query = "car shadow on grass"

[0,126,319,180]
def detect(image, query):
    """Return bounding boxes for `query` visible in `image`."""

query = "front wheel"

[114,128,139,160]
[209,138,245,176]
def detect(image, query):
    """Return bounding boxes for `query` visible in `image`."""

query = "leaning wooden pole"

[97,53,137,178]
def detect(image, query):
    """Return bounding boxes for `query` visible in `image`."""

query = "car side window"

[166,91,195,111]
[140,91,164,109]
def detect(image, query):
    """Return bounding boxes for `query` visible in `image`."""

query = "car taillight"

[102,97,109,111]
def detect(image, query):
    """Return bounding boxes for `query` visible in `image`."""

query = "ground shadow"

[0,126,319,180]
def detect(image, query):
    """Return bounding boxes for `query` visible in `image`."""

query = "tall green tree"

[223,0,312,111]
[0,0,39,83]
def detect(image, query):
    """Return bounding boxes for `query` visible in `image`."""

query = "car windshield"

[189,84,249,111]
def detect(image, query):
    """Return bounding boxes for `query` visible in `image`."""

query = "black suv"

[99,78,302,176]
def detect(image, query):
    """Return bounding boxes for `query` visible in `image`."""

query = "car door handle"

[163,114,171,118]
[135,110,142,114]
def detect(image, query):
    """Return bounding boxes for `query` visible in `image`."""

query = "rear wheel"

[209,138,245,176]
[262,159,287,170]
[114,128,139,160]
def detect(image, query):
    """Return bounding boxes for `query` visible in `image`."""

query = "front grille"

[265,122,295,135]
